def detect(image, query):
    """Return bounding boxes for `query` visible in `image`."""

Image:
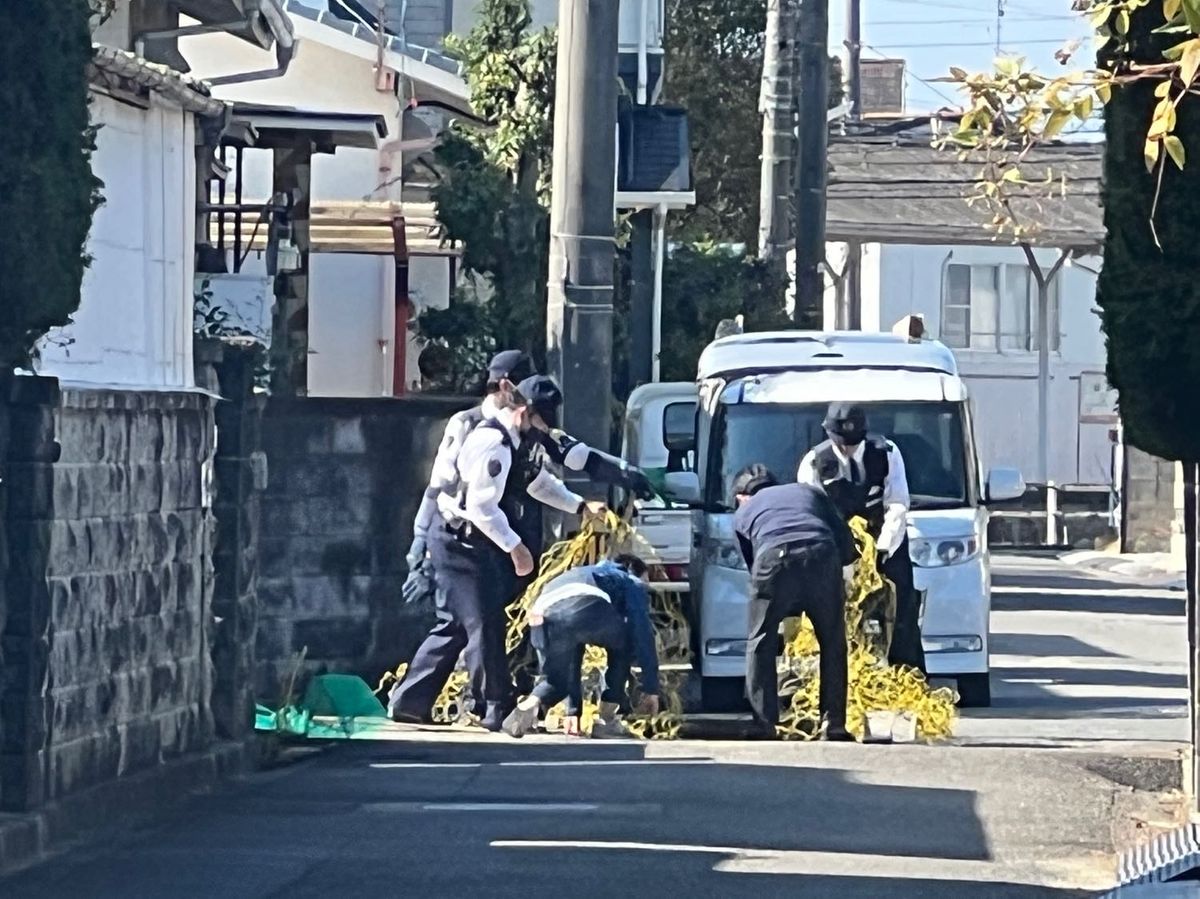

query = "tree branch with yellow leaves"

[934,0,1200,245]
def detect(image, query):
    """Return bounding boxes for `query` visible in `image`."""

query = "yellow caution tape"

[376,510,954,742]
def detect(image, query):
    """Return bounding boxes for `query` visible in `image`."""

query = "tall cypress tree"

[1097,4,1200,462]
[0,0,101,371]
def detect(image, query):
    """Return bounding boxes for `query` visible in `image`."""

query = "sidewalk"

[1061,550,1187,590]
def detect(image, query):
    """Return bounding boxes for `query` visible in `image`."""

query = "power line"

[867,36,1088,49]
[862,42,961,107]
[865,14,1078,26]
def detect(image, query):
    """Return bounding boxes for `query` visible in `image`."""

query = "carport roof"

[226,102,388,150]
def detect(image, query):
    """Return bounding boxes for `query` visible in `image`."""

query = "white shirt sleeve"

[526,467,585,514]
[797,450,821,487]
[878,442,911,556]
[412,411,471,540]
[562,442,591,471]
[460,429,523,553]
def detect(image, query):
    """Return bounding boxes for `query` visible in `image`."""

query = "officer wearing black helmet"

[797,402,927,674]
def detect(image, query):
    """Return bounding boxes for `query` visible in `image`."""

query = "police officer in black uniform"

[798,402,927,674]
[388,384,588,730]
[733,465,857,740]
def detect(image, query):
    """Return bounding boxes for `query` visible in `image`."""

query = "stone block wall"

[255,395,471,703]
[1,377,216,812]
[1122,445,1180,554]
[202,343,267,741]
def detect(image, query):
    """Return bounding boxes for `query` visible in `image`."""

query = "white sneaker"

[590,716,631,739]
[502,705,539,739]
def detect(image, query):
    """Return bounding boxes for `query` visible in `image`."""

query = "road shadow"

[0,739,1100,899]
[997,666,1187,691]
[992,590,1184,618]
[990,633,1125,659]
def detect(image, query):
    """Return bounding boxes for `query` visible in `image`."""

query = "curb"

[1060,551,1187,590]
[0,740,248,877]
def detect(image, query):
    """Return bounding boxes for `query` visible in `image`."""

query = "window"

[941,263,1060,352]
[709,401,974,511]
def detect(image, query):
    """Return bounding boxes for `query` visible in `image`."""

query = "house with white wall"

[819,127,1111,488]
[180,0,689,397]
[35,1,293,390]
[178,0,473,397]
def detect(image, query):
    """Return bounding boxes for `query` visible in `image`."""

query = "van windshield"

[709,401,973,511]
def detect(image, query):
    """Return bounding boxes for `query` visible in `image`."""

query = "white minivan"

[636,330,1025,711]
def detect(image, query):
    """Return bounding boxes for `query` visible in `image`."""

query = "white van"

[648,330,1025,711]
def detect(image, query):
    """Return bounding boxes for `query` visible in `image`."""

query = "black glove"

[624,466,656,500]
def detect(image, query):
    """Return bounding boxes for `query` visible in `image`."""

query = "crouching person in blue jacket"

[503,555,660,739]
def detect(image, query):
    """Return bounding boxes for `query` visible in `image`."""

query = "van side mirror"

[985,468,1026,503]
[664,471,701,505]
[662,403,696,455]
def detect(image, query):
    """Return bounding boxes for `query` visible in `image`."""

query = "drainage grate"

[1102,824,1200,895]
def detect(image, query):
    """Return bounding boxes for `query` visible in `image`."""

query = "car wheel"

[700,677,747,713]
[956,673,991,708]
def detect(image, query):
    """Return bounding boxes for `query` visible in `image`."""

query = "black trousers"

[389,526,513,723]
[747,541,847,729]
[882,538,926,674]
[530,595,631,716]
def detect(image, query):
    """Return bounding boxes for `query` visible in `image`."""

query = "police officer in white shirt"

[402,350,536,604]
[389,381,600,730]
[797,402,926,673]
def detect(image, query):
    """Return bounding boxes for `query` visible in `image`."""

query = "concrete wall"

[1122,445,1180,554]
[37,93,196,389]
[254,394,472,701]
[848,242,1113,487]
[1,377,216,812]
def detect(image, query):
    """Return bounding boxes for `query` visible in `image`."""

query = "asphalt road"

[955,553,1188,747]
[0,555,1186,898]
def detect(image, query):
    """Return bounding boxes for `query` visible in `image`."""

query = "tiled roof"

[91,44,227,117]
[825,134,1103,250]
[283,0,465,78]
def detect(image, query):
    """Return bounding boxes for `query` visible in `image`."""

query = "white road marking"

[364,802,662,815]
[369,759,715,770]
[489,840,1069,886]
[993,586,1181,599]
[370,763,482,769]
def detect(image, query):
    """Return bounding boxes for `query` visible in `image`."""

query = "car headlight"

[704,539,746,571]
[909,535,980,568]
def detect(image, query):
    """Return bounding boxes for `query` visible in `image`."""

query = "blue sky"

[829,0,1097,117]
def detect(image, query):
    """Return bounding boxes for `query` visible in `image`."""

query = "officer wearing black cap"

[517,375,657,502]
[733,465,856,740]
[402,350,536,604]
[797,402,926,674]
[388,379,591,730]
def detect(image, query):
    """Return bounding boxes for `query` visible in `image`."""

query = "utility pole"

[846,0,862,118]
[996,0,1006,55]
[758,0,795,267]
[843,0,862,329]
[546,0,620,457]
[793,0,830,326]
